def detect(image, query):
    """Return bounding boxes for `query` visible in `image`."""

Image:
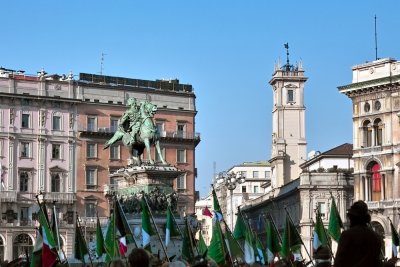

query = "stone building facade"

[338,57,400,257]
[0,69,199,262]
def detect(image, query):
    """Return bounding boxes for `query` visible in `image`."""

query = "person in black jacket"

[334,200,397,267]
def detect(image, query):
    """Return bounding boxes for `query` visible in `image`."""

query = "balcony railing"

[45,192,76,204]
[79,217,109,227]
[0,191,17,202]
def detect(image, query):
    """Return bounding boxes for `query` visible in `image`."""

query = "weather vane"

[283,43,293,71]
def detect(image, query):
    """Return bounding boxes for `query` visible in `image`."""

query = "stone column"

[68,140,74,192]
[37,137,46,191]
[7,136,14,190]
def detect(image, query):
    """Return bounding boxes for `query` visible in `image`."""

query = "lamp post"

[216,171,246,230]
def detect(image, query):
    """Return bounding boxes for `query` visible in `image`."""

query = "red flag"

[202,207,213,218]
[118,236,127,256]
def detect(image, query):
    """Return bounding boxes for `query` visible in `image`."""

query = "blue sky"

[1,1,399,197]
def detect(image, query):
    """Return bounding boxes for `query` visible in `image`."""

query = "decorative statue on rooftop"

[104,97,167,165]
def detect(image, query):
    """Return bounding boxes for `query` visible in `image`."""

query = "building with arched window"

[338,57,400,257]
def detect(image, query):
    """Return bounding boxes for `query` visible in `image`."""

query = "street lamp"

[216,171,246,229]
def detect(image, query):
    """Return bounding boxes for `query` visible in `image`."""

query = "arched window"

[374,118,383,146]
[0,236,4,263]
[363,120,372,147]
[51,174,61,192]
[13,234,33,259]
[371,163,381,193]
[371,221,385,255]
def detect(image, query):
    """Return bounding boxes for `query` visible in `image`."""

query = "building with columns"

[338,57,400,256]
[0,68,199,262]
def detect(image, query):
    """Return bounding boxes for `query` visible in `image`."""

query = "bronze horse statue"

[104,99,166,165]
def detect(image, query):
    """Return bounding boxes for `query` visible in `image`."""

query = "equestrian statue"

[104,97,167,165]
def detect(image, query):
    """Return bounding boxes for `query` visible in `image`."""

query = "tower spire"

[283,43,293,71]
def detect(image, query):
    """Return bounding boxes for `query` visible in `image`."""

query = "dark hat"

[347,200,369,217]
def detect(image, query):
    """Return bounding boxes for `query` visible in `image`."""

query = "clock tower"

[269,45,308,188]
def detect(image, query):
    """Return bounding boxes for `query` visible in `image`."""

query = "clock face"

[374,101,381,111]
[364,102,370,112]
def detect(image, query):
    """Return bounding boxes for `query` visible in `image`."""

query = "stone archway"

[13,233,33,260]
[371,221,385,256]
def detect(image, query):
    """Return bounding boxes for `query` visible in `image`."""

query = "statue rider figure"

[104,97,142,149]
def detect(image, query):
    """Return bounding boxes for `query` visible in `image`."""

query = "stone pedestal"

[105,165,189,259]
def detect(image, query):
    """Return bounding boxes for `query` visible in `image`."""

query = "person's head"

[128,248,150,267]
[109,259,125,267]
[347,200,371,226]
[126,98,137,107]
[313,246,331,266]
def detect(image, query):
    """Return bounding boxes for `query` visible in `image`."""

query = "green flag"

[391,220,399,257]
[225,224,243,258]
[244,224,255,264]
[255,234,266,265]
[96,216,106,258]
[208,219,227,265]
[212,188,223,221]
[327,198,343,242]
[280,215,302,259]
[313,211,330,251]
[182,219,196,262]
[265,218,281,264]
[198,231,208,255]
[104,210,119,263]
[233,208,246,239]
[165,206,180,246]
[29,229,43,267]
[74,222,89,263]
[141,199,155,252]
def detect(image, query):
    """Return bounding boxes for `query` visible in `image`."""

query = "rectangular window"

[110,118,119,132]
[241,171,247,178]
[265,171,271,179]
[318,202,326,218]
[52,144,61,159]
[86,169,97,190]
[87,116,96,131]
[177,174,186,189]
[156,122,165,137]
[110,145,120,160]
[253,171,259,178]
[177,149,186,163]
[52,115,61,130]
[287,89,294,103]
[21,114,30,128]
[20,142,30,158]
[242,186,247,193]
[20,207,29,225]
[155,147,165,163]
[87,143,97,158]
[19,173,29,192]
[85,202,97,217]
[254,185,259,193]
[177,123,185,138]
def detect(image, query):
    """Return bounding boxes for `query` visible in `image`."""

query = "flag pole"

[168,205,184,239]
[143,195,170,262]
[76,214,94,267]
[314,209,335,261]
[262,213,282,261]
[52,201,69,264]
[116,197,138,248]
[185,216,200,256]
[34,193,62,265]
[284,207,315,267]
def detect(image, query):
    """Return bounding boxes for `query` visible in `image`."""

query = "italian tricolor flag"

[38,207,58,267]
[141,199,154,252]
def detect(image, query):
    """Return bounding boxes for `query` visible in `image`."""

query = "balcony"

[0,191,17,202]
[79,216,108,228]
[45,192,76,204]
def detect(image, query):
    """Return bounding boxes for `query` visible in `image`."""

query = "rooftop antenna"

[374,15,378,60]
[100,52,106,75]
